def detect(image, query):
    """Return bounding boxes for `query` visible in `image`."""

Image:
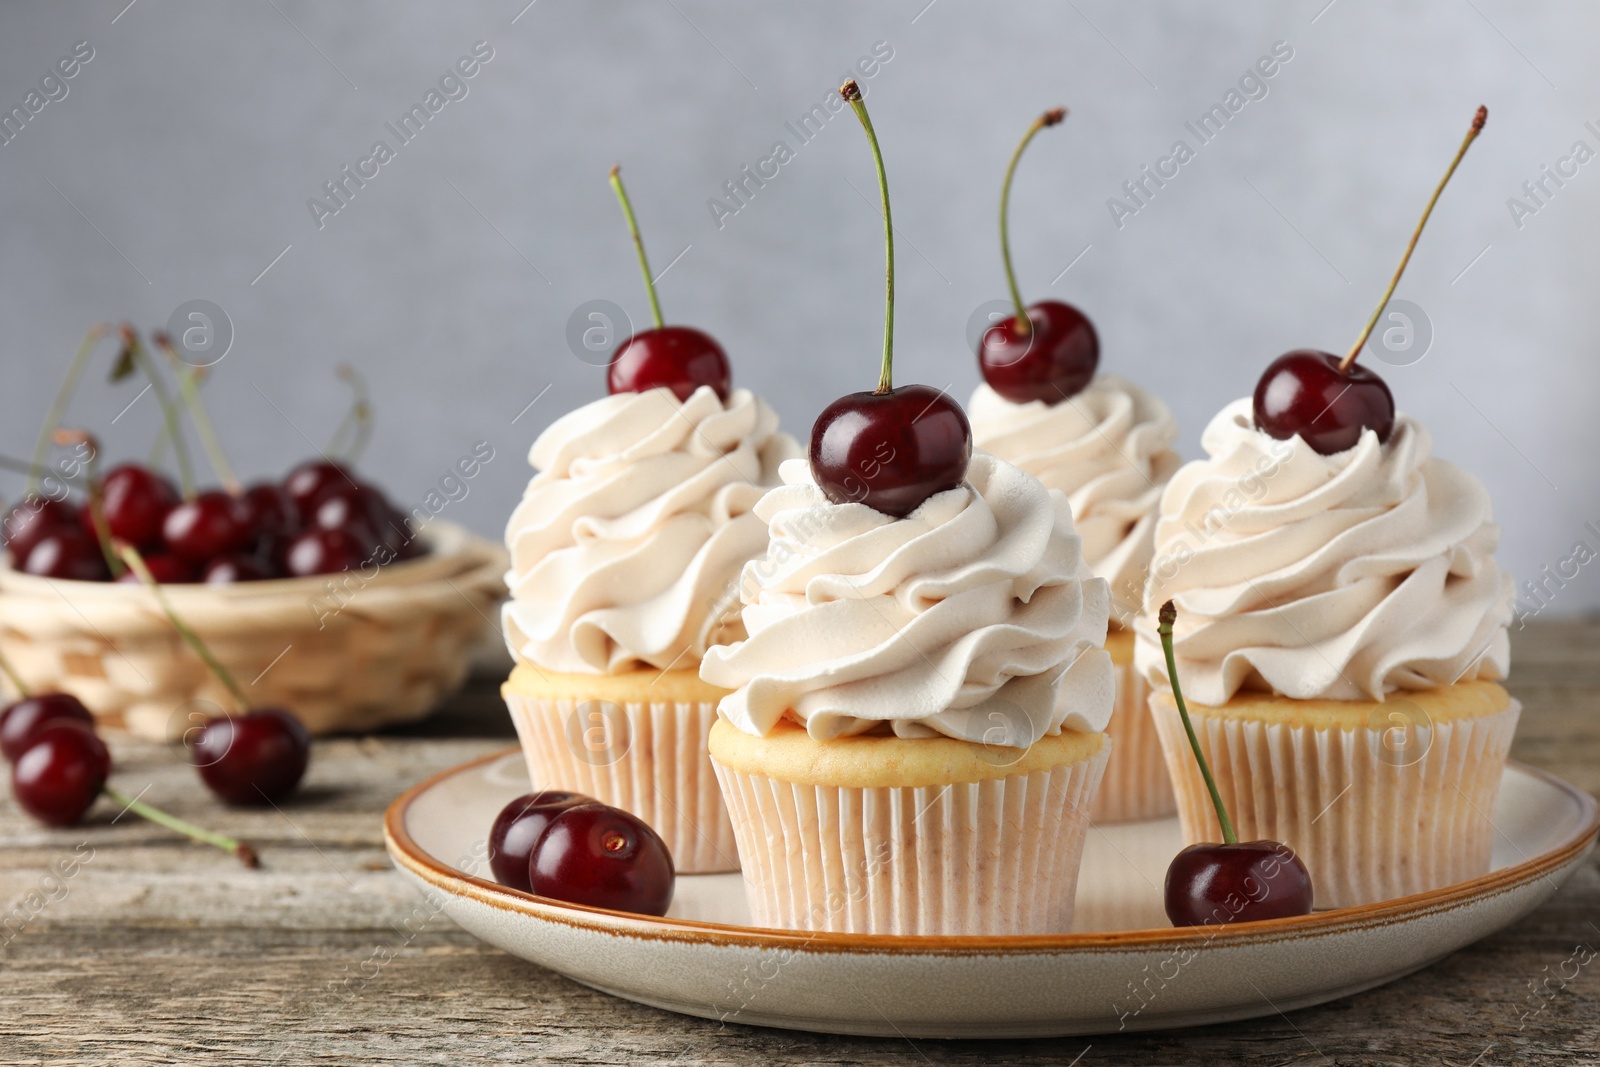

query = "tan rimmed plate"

[384,749,1597,1038]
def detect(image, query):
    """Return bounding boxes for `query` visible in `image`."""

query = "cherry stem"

[1158,600,1237,846]
[0,453,82,480]
[26,324,107,497]
[842,81,895,395]
[155,334,239,494]
[0,646,30,696]
[325,363,373,464]
[609,165,664,331]
[999,107,1066,335]
[1341,105,1487,373]
[123,327,196,499]
[103,785,259,868]
[117,544,250,710]
[54,428,123,578]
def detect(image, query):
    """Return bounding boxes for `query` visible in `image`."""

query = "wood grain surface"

[2,621,1597,1066]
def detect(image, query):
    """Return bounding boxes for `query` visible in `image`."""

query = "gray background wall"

[1,0,1596,617]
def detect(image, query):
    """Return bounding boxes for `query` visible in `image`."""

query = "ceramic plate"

[385,749,1597,1038]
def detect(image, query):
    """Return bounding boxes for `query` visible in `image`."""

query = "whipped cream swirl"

[1134,399,1513,705]
[970,375,1180,625]
[503,385,797,674]
[700,453,1114,744]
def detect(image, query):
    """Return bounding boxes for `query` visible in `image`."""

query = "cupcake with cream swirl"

[971,375,1180,821]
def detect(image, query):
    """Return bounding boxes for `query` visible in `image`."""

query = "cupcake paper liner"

[1148,691,1521,909]
[1090,660,1176,824]
[504,690,739,875]
[712,743,1110,936]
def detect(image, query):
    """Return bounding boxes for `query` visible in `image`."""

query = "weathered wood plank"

[1,621,1596,1065]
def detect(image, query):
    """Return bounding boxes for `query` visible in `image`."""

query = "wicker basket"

[0,521,506,739]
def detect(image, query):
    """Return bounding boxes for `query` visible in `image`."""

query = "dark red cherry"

[309,483,386,544]
[1253,350,1396,456]
[203,554,276,584]
[4,497,82,563]
[242,482,296,539]
[116,553,195,584]
[488,790,594,892]
[530,804,675,916]
[0,692,95,762]
[1165,840,1315,927]
[283,460,356,520]
[808,385,972,518]
[21,529,110,581]
[978,300,1099,404]
[190,708,310,806]
[608,326,730,404]
[283,526,370,576]
[11,720,109,827]
[92,464,177,551]
[162,490,253,563]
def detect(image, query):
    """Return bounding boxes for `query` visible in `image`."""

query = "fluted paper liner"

[505,690,739,875]
[712,743,1110,935]
[1091,659,1175,823]
[1148,691,1521,909]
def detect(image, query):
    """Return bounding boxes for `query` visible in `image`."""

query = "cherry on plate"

[530,803,675,916]
[488,790,593,892]
[1165,840,1315,927]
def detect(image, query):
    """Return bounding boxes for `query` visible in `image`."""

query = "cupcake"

[702,454,1114,935]
[502,384,794,874]
[971,376,1180,822]
[1136,400,1515,907]
[969,108,1181,823]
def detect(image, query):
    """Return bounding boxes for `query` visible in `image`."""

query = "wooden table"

[3,620,1597,1065]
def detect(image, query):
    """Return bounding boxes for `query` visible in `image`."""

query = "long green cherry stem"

[117,544,249,710]
[999,107,1066,335]
[609,165,664,331]
[155,334,238,494]
[123,327,196,498]
[842,80,895,395]
[1341,105,1486,372]
[0,646,30,696]
[54,429,122,578]
[26,324,107,497]
[103,785,259,868]
[1158,600,1237,845]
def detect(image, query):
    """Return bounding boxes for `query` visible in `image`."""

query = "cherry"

[1253,350,1395,455]
[190,708,311,806]
[0,692,95,762]
[604,166,731,404]
[979,301,1099,404]
[116,553,195,584]
[162,490,252,563]
[488,790,593,892]
[241,482,296,541]
[3,497,81,563]
[608,327,730,404]
[91,463,177,551]
[1252,106,1486,456]
[11,720,109,827]
[203,554,276,584]
[809,82,972,519]
[21,529,110,581]
[309,483,385,545]
[1166,840,1315,926]
[810,387,971,517]
[1156,600,1315,927]
[283,460,355,519]
[284,526,370,576]
[530,804,674,916]
[976,108,1099,404]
